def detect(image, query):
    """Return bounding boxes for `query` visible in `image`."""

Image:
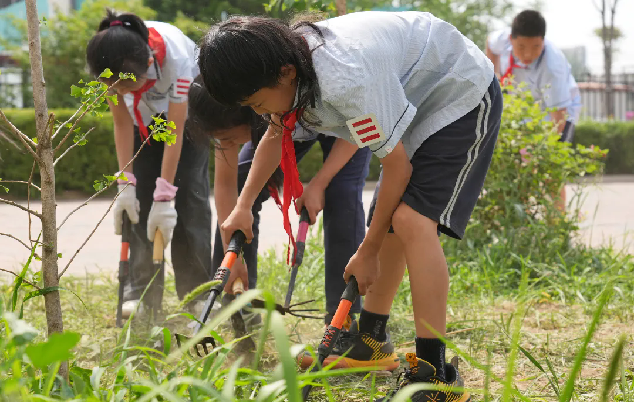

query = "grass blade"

[559,286,612,402]
[270,312,300,402]
[11,233,40,312]
[600,335,626,402]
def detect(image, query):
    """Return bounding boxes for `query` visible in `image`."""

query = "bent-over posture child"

[199,11,502,401]
[86,10,212,316]
[486,9,581,210]
[187,76,372,344]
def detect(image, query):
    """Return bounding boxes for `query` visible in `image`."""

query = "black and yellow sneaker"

[378,353,470,402]
[297,316,400,372]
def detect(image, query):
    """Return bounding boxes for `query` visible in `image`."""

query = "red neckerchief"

[131,28,166,142]
[500,53,524,85]
[268,110,304,264]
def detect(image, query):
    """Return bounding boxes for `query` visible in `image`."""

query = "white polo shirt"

[293,11,494,159]
[123,21,199,127]
[488,28,581,123]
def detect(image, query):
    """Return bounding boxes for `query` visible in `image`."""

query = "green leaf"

[107,95,118,105]
[3,312,38,346]
[32,137,38,144]
[99,68,113,79]
[57,253,62,258]
[26,331,81,369]
[70,85,82,97]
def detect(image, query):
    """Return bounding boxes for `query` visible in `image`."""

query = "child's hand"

[296,180,326,224]
[343,246,379,296]
[221,205,254,243]
[225,257,249,294]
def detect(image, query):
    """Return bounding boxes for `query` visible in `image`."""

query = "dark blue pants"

[212,135,371,318]
[125,128,213,301]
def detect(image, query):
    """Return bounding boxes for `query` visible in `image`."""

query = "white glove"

[147,201,178,247]
[113,184,140,235]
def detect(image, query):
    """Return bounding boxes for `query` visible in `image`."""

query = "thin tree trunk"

[24,0,67,381]
[335,0,346,16]
[607,0,619,118]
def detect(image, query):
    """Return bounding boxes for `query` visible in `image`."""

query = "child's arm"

[161,101,187,184]
[109,94,135,173]
[298,138,358,223]
[214,143,240,246]
[214,142,250,292]
[550,109,568,134]
[222,116,283,241]
[344,141,412,295]
[485,41,501,78]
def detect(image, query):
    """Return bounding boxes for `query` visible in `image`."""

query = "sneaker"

[297,316,400,372]
[377,354,470,402]
[121,300,144,318]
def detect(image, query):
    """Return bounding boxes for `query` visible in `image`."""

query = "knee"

[391,203,438,242]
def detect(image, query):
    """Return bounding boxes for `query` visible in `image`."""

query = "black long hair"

[197,15,324,127]
[186,76,283,188]
[86,9,150,78]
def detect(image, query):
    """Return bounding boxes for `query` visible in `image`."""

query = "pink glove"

[153,177,178,201]
[117,171,137,186]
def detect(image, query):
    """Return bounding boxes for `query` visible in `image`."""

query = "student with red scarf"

[86,10,212,317]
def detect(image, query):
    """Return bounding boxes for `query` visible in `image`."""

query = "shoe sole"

[298,353,400,372]
[458,393,471,402]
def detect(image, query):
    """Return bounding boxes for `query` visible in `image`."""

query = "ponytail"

[86,9,150,79]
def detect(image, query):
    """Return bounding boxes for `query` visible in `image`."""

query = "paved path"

[1,181,632,277]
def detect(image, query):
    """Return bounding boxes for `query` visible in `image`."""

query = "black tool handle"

[194,231,246,335]
[116,212,131,328]
[300,207,310,223]
[227,230,247,254]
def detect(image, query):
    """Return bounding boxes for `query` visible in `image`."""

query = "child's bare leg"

[555,187,566,212]
[363,233,407,315]
[392,202,449,376]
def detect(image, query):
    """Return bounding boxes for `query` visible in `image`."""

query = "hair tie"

[110,20,123,27]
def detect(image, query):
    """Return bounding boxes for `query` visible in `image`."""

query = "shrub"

[6,104,633,199]
[442,83,608,284]
[575,120,634,174]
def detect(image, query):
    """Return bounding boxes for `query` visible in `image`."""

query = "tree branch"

[0,180,41,192]
[0,108,39,161]
[57,134,151,231]
[0,129,24,153]
[53,127,95,166]
[54,79,121,153]
[0,268,41,290]
[58,183,129,279]
[0,232,40,257]
[51,108,82,140]
[0,198,42,218]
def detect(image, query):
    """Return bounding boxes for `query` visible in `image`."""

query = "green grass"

[2,217,632,401]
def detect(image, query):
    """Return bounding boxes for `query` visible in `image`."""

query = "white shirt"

[488,28,581,123]
[294,11,494,159]
[123,21,199,127]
